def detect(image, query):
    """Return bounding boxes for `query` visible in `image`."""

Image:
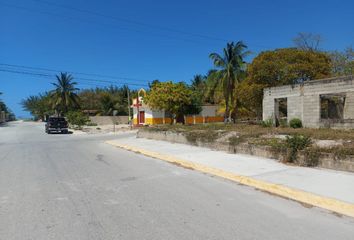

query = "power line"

[0,68,149,87]
[1,67,261,106]
[0,67,244,94]
[32,0,275,49]
[0,2,216,46]
[0,68,105,88]
[1,63,250,93]
[0,1,273,50]
[0,63,148,82]
[33,0,229,42]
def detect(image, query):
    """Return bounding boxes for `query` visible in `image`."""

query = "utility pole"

[127,86,131,126]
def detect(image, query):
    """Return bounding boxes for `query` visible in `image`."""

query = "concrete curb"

[106,140,354,218]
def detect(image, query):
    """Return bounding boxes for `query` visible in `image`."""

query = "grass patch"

[184,130,222,144]
[318,144,354,158]
[249,137,288,156]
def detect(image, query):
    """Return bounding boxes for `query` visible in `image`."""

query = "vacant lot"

[146,123,354,140]
[143,123,354,166]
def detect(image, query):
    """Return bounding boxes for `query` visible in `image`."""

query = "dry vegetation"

[144,123,354,166]
[145,123,354,141]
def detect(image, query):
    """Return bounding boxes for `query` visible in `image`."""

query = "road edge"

[106,140,354,218]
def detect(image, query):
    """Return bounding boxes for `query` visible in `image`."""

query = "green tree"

[148,79,160,88]
[0,93,8,114]
[99,86,129,115]
[191,75,206,90]
[21,93,53,120]
[51,73,80,115]
[247,48,331,86]
[22,96,39,118]
[328,47,354,76]
[78,88,102,112]
[66,111,89,129]
[99,92,116,115]
[209,41,250,122]
[190,75,207,102]
[145,81,194,124]
[240,48,331,119]
[0,92,5,112]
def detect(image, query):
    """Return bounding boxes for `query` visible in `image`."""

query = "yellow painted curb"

[106,140,354,218]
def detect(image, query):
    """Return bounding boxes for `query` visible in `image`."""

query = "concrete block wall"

[89,116,129,125]
[344,92,354,119]
[200,105,219,117]
[263,85,302,122]
[302,94,321,128]
[287,96,303,121]
[302,77,354,128]
[262,96,274,121]
[263,76,354,128]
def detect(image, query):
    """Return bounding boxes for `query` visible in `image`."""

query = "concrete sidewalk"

[106,136,354,217]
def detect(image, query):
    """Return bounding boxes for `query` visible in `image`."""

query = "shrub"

[289,118,303,128]
[261,118,273,128]
[66,111,89,129]
[285,134,311,162]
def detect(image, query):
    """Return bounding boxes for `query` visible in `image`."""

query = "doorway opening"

[138,111,145,124]
[274,98,287,127]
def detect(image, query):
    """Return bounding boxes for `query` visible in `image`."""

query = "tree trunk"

[230,96,235,123]
[232,99,240,124]
[224,98,230,122]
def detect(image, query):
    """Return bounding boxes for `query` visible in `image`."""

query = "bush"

[66,111,89,129]
[289,118,303,128]
[285,134,311,163]
[261,118,273,128]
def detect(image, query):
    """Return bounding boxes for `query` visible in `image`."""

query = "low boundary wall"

[137,130,354,173]
[89,116,129,125]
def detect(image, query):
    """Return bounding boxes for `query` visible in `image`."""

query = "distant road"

[0,121,353,240]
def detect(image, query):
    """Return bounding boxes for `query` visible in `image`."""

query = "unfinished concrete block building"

[263,76,354,129]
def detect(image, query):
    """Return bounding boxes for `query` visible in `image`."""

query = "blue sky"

[1,0,353,117]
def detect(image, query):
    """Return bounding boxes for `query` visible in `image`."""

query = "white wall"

[89,116,128,125]
[200,105,218,117]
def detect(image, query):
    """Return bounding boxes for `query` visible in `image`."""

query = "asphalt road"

[0,121,353,240]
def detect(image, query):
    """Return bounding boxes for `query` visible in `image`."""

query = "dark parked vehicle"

[45,117,69,134]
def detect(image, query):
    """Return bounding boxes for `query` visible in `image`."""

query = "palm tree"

[51,72,80,115]
[22,93,54,120]
[191,74,206,97]
[209,41,250,122]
